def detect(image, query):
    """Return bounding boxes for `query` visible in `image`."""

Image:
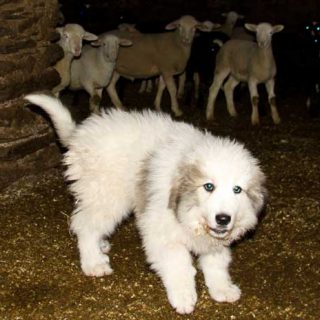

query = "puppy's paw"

[81,255,113,277]
[209,283,241,303]
[167,286,197,314]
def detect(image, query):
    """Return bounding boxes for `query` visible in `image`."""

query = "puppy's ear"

[168,163,204,213]
[247,171,268,214]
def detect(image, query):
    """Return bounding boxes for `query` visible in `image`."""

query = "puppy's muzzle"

[215,213,231,226]
[208,213,231,237]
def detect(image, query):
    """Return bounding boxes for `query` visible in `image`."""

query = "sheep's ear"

[90,39,102,47]
[245,23,257,32]
[272,25,284,33]
[238,14,245,19]
[221,12,227,17]
[165,20,179,30]
[120,38,132,46]
[83,32,98,41]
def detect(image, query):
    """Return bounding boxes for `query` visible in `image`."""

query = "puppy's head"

[168,137,267,244]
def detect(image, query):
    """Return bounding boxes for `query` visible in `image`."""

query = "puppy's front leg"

[199,247,241,303]
[150,244,197,314]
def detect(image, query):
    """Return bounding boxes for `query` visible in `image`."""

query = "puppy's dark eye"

[233,186,242,194]
[203,183,215,192]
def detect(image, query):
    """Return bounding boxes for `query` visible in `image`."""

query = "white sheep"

[177,12,243,102]
[69,34,132,113]
[52,24,97,97]
[106,15,210,117]
[206,22,284,125]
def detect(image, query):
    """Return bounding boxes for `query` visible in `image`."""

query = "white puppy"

[25,93,267,314]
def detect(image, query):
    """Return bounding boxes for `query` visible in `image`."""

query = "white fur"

[25,93,266,314]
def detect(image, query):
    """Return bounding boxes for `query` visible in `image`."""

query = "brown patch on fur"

[168,162,205,214]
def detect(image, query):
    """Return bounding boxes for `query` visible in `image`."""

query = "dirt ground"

[1,82,319,319]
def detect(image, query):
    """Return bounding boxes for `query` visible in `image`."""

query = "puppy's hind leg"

[70,195,130,277]
[71,210,115,277]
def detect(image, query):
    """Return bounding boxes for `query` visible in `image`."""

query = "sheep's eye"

[203,183,215,192]
[233,186,242,194]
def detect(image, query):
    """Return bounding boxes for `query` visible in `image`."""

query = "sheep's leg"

[82,83,101,114]
[106,72,123,109]
[206,70,229,120]
[154,76,166,111]
[146,79,153,92]
[265,79,281,124]
[139,80,147,93]
[248,80,260,125]
[177,72,186,99]
[89,88,103,114]
[223,76,239,117]
[163,75,183,117]
[193,72,200,101]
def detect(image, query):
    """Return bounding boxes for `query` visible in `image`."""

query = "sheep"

[52,24,98,97]
[177,12,244,102]
[218,11,244,37]
[69,34,132,113]
[218,11,254,42]
[115,23,155,94]
[231,26,255,41]
[117,24,155,94]
[105,15,210,117]
[206,22,284,125]
[177,20,226,103]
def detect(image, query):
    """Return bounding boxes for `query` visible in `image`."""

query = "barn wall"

[0,0,62,189]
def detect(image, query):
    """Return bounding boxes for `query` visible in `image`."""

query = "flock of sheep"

[53,11,284,125]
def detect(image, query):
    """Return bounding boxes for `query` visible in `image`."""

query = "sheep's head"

[222,11,244,26]
[165,15,219,45]
[91,34,132,62]
[56,24,97,57]
[245,23,284,48]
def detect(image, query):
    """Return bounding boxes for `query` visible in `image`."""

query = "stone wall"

[0,0,63,189]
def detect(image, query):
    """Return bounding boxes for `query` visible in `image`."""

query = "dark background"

[59,0,320,33]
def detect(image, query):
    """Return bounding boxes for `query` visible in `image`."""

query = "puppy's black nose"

[215,213,231,226]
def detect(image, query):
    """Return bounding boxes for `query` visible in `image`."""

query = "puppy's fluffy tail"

[25,93,76,147]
